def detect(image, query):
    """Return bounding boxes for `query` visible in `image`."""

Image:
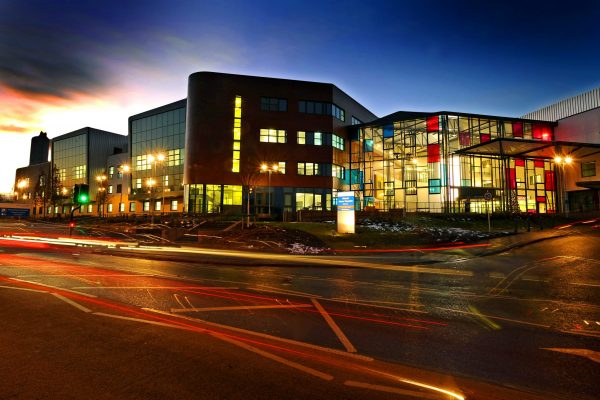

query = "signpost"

[484,191,493,233]
[337,191,355,234]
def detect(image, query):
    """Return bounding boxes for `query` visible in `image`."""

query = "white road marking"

[94,312,203,330]
[436,307,551,328]
[311,298,357,353]
[10,278,97,298]
[52,293,91,313]
[173,293,187,309]
[344,380,439,399]
[570,282,600,287]
[0,285,47,293]
[170,304,313,313]
[212,331,333,381]
[542,348,600,364]
[143,308,373,361]
[184,296,194,308]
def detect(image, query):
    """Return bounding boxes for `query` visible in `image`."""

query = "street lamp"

[260,163,280,215]
[147,153,165,222]
[118,164,130,214]
[553,154,573,214]
[96,174,107,217]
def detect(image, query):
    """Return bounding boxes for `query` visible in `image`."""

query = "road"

[0,220,599,399]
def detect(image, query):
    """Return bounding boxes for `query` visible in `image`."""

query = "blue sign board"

[337,192,355,211]
[0,208,30,217]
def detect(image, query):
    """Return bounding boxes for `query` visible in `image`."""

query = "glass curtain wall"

[351,114,556,213]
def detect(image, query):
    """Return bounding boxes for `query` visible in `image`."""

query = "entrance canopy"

[455,138,600,159]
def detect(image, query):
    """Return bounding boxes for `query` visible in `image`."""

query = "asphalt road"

[0,221,599,399]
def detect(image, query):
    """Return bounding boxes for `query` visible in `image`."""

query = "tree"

[50,164,67,217]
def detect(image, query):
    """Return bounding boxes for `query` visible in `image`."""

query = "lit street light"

[147,153,165,225]
[260,163,280,215]
[118,164,130,214]
[553,154,573,215]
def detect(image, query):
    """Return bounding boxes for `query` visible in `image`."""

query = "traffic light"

[73,184,90,204]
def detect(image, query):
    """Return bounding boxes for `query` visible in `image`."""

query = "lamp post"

[95,174,107,217]
[260,163,279,215]
[118,164,130,215]
[553,154,573,215]
[147,177,156,225]
[148,153,165,223]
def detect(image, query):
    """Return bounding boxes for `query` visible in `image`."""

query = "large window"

[130,104,186,195]
[260,129,287,143]
[261,97,287,112]
[298,101,345,122]
[332,134,345,150]
[582,161,596,177]
[297,162,321,176]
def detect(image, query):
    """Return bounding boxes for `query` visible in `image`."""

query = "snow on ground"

[287,243,329,254]
[359,220,509,242]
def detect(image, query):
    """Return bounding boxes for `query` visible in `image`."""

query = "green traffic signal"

[73,184,90,204]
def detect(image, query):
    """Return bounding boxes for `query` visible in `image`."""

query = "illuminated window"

[297,131,306,144]
[232,96,242,172]
[351,116,363,125]
[260,129,287,143]
[223,185,243,205]
[119,203,125,212]
[108,166,114,178]
[332,164,345,179]
[129,202,136,212]
[107,204,113,213]
[297,162,321,176]
[108,185,113,194]
[332,134,345,150]
[170,200,178,211]
[314,132,322,145]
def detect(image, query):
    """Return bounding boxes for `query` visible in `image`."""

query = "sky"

[2,0,600,193]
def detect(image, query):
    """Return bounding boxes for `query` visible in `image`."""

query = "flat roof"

[360,110,556,128]
[455,137,600,159]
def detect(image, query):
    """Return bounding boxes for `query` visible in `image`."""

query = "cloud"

[0,124,29,133]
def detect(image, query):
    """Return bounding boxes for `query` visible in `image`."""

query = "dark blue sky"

[1,0,600,191]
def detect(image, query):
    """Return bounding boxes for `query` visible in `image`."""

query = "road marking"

[344,380,439,399]
[0,284,47,293]
[10,278,97,298]
[94,312,204,330]
[70,286,238,290]
[170,304,313,313]
[436,307,551,328]
[184,296,194,308]
[52,293,92,313]
[173,293,187,309]
[144,308,373,361]
[570,282,600,287]
[311,298,357,353]
[213,331,333,381]
[542,348,600,364]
